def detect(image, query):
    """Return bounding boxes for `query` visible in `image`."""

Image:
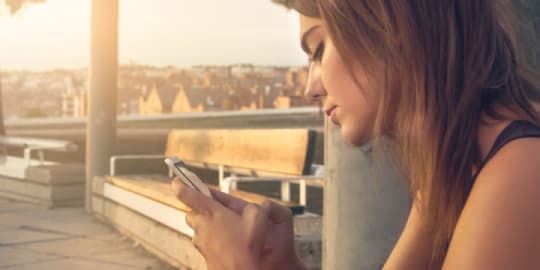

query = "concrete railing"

[6,107,324,131]
[5,108,325,169]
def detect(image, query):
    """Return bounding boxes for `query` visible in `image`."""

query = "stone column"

[0,72,4,136]
[86,0,119,211]
[322,121,410,270]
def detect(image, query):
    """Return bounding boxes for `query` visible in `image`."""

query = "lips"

[325,106,336,117]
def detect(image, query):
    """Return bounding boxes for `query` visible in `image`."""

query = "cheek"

[321,41,379,145]
[320,42,357,99]
[340,90,379,145]
[320,41,372,112]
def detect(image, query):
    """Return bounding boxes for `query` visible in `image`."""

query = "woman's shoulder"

[476,119,540,178]
[442,123,540,269]
[477,132,540,184]
[473,120,540,224]
[474,120,540,225]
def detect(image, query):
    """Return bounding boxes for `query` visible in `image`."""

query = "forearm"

[281,254,308,270]
[294,259,308,270]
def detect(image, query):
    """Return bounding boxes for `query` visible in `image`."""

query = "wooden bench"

[0,136,78,178]
[93,129,323,269]
[109,129,323,210]
[164,129,323,205]
[0,136,83,207]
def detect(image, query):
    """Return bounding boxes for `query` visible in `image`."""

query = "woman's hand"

[172,178,305,270]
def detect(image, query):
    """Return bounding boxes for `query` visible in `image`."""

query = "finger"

[261,199,292,224]
[190,220,209,257]
[243,203,270,249]
[210,188,249,214]
[172,178,214,214]
[186,213,204,251]
[192,234,203,254]
[185,212,195,229]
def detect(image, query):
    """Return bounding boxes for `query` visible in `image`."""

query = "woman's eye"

[311,42,325,62]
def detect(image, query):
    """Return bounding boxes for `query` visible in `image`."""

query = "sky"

[0,0,307,71]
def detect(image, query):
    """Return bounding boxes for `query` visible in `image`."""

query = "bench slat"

[109,175,190,211]
[108,175,304,215]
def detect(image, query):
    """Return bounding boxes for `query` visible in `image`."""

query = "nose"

[304,62,326,102]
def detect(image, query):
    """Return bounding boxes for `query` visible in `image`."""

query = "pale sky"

[0,0,307,70]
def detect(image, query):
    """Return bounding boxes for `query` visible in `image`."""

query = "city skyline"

[0,0,307,71]
[0,62,313,120]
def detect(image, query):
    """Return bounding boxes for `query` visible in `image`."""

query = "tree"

[271,0,293,9]
[1,0,45,15]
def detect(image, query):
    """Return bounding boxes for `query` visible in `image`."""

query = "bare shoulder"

[480,137,540,179]
[443,138,540,269]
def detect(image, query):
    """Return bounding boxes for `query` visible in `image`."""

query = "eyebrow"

[301,25,321,55]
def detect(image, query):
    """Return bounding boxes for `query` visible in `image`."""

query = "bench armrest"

[219,164,324,189]
[220,175,324,206]
[109,155,165,176]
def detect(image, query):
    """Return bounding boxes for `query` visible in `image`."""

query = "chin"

[341,123,370,147]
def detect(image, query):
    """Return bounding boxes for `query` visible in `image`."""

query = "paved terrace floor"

[0,198,175,270]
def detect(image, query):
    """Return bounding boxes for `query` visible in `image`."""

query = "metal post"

[218,165,224,183]
[299,179,307,206]
[281,182,291,202]
[322,120,410,269]
[86,0,119,212]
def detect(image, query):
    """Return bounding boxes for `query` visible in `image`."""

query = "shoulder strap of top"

[476,120,540,176]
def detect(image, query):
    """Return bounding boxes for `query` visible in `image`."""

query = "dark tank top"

[473,120,540,180]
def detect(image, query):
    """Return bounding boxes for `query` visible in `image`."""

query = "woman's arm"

[382,199,435,270]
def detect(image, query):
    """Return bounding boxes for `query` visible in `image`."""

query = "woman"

[172,0,540,269]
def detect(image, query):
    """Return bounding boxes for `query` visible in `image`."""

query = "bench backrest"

[164,129,316,177]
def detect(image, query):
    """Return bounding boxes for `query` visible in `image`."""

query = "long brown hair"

[289,0,540,266]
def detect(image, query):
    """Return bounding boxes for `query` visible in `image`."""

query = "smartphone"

[164,157,212,198]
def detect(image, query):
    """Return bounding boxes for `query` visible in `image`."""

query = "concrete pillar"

[0,71,5,136]
[322,121,410,269]
[86,0,119,211]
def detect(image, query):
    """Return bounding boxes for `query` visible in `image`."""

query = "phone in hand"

[164,156,212,198]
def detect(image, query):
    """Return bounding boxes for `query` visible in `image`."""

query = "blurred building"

[61,77,87,118]
[139,83,180,115]
[172,85,207,113]
[275,67,315,109]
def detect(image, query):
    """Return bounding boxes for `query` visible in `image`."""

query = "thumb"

[172,178,214,214]
[262,200,293,225]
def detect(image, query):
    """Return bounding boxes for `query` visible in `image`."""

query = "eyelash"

[310,42,325,63]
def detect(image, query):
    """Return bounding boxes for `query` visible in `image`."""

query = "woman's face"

[300,15,381,146]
